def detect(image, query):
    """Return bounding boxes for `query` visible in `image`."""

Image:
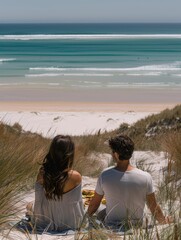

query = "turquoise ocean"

[0,23,181,89]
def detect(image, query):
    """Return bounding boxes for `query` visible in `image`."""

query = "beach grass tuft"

[0,122,49,227]
[115,104,181,151]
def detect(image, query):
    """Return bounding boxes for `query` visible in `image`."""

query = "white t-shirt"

[95,167,154,226]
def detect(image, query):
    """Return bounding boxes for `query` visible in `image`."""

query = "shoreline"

[0,101,178,112]
[0,86,180,111]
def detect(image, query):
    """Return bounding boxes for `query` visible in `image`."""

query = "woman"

[28,135,84,232]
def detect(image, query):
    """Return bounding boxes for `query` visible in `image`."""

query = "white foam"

[0,58,16,62]
[29,67,64,71]
[126,72,162,76]
[25,73,113,77]
[107,82,170,88]
[48,83,60,86]
[0,82,22,86]
[1,34,181,40]
[1,80,179,88]
[29,62,181,72]
[26,73,63,77]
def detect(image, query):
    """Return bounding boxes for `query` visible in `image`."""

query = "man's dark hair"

[109,135,134,160]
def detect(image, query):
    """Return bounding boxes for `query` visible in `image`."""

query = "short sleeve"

[95,175,104,196]
[146,173,155,195]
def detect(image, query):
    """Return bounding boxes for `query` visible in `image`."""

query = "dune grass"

[0,122,49,227]
[73,133,110,176]
[115,104,181,151]
[162,132,181,180]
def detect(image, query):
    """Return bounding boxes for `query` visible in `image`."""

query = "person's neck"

[115,160,134,172]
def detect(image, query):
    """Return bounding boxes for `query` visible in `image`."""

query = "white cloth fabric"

[95,167,154,227]
[33,182,84,231]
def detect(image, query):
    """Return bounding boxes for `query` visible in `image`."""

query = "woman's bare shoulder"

[63,170,82,193]
[69,170,82,185]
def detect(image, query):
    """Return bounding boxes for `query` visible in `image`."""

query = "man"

[88,135,172,228]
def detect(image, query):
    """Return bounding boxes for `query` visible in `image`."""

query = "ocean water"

[0,23,181,89]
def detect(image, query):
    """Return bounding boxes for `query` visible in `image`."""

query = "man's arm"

[146,192,173,224]
[88,192,103,216]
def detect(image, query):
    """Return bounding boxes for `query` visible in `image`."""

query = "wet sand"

[0,85,180,112]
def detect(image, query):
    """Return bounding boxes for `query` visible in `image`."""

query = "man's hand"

[146,192,173,224]
[87,192,103,216]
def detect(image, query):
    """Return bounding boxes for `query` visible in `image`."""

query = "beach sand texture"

[0,110,153,137]
[0,97,178,137]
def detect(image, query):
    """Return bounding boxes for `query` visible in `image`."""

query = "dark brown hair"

[109,135,134,161]
[42,135,75,200]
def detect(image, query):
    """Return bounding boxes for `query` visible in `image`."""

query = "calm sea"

[0,23,181,89]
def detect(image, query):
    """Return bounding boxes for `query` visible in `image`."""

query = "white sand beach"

[0,101,177,137]
[0,111,153,137]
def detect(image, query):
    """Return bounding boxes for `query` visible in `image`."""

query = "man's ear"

[114,152,120,161]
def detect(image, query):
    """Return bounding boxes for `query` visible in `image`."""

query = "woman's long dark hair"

[42,135,75,200]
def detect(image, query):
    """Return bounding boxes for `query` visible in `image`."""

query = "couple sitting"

[26,134,172,232]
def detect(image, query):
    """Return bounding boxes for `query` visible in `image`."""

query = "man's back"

[88,135,171,226]
[95,167,154,226]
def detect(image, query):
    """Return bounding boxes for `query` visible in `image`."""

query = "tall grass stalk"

[0,123,49,228]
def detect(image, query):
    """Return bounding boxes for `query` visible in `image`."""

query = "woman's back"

[31,135,84,231]
[34,180,84,231]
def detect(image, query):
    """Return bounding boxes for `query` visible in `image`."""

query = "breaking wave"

[1,34,181,40]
